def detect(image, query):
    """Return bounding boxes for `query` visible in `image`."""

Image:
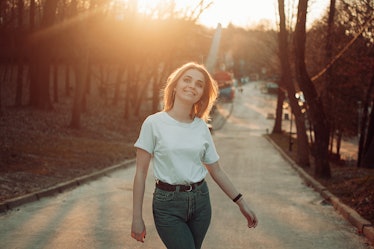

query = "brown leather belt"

[156,179,205,192]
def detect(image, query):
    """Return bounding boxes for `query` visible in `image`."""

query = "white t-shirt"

[134,111,220,185]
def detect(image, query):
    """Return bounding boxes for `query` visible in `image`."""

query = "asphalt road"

[0,82,372,249]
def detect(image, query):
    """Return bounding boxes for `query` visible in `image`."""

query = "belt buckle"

[185,184,192,192]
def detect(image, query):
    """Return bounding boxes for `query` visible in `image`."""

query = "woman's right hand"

[131,218,146,243]
[131,149,151,243]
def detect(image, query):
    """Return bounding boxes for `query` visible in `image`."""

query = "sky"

[195,0,330,29]
[137,0,331,29]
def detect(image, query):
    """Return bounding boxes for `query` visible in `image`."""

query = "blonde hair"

[163,62,218,122]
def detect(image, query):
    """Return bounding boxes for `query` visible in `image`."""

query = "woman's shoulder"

[194,116,210,125]
[143,111,167,124]
[146,111,163,119]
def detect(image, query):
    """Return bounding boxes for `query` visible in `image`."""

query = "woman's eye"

[196,82,204,88]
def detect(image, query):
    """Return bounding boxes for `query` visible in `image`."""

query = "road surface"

[0,82,371,249]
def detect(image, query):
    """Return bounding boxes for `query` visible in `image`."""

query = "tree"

[70,49,89,129]
[336,0,374,168]
[15,0,25,107]
[304,0,373,166]
[0,0,276,129]
[294,0,331,178]
[359,73,374,168]
[277,0,310,166]
[361,117,374,168]
[28,0,59,110]
[323,0,336,158]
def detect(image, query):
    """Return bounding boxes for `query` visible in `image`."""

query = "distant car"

[219,84,235,101]
[213,71,235,102]
[266,82,279,94]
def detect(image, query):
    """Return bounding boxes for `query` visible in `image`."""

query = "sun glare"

[197,0,279,28]
[119,0,329,29]
[135,0,162,14]
[130,0,272,28]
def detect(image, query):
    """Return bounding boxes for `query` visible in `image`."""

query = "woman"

[131,62,257,249]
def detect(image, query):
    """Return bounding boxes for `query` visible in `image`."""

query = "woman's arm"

[206,161,258,228]
[131,148,151,242]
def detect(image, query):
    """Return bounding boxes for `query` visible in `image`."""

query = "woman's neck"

[168,102,193,123]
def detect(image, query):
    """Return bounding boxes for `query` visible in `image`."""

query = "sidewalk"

[265,135,374,246]
[0,160,135,213]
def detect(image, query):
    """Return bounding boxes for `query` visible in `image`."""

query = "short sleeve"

[134,117,155,155]
[202,125,220,164]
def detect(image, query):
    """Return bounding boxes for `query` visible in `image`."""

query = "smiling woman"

[131,62,258,248]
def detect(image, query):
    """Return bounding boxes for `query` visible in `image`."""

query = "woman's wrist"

[232,193,243,203]
[233,194,247,208]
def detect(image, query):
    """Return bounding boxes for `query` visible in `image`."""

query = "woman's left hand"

[237,200,258,228]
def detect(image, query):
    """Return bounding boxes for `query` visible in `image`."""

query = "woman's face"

[174,68,205,105]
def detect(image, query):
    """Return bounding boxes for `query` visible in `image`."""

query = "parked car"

[266,82,279,94]
[213,70,235,102]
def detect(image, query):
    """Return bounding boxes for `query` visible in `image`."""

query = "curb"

[264,135,374,246]
[0,159,135,214]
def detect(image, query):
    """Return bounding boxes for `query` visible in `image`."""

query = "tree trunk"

[81,62,91,113]
[65,64,71,97]
[28,0,59,110]
[29,58,53,110]
[70,51,89,129]
[336,130,342,157]
[329,123,334,153]
[1,64,12,101]
[362,135,374,168]
[53,63,58,103]
[358,73,374,167]
[152,62,169,113]
[15,59,24,106]
[272,86,285,134]
[294,0,331,178]
[113,66,125,106]
[361,102,374,168]
[277,0,310,166]
[124,65,133,119]
[29,0,35,29]
[152,75,160,114]
[324,0,336,159]
[0,65,6,116]
[15,0,24,107]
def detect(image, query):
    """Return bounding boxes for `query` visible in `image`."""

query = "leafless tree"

[294,0,331,178]
[276,0,310,166]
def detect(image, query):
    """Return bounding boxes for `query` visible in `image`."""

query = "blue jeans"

[152,181,212,249]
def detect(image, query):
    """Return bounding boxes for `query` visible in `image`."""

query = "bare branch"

[311,16,373,82]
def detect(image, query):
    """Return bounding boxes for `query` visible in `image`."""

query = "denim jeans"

[152,181,212,249]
